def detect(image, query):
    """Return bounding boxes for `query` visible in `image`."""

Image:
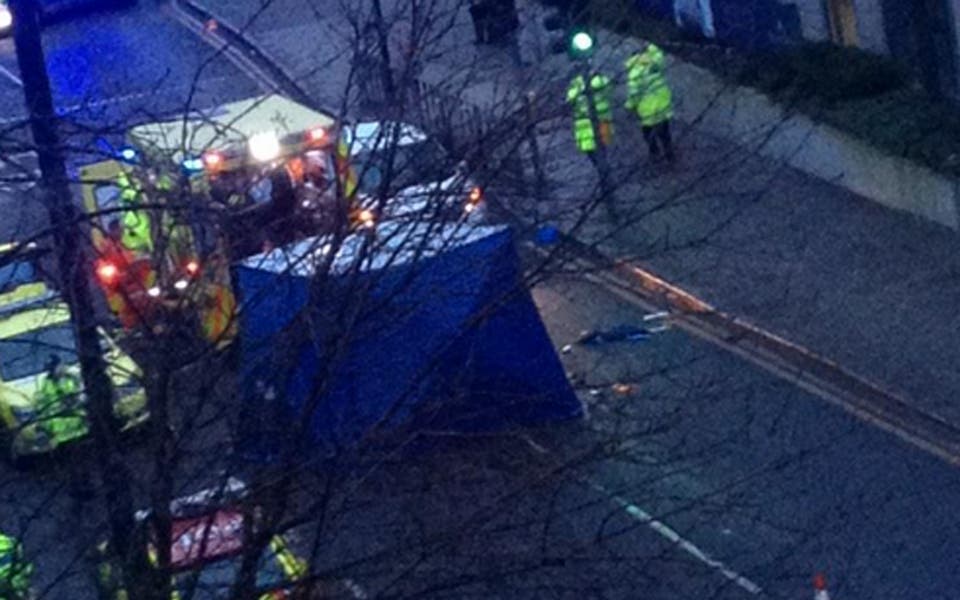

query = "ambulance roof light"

[119,147,139,163]
[182,157,204,172]
[203,151,224,170]
[249,131,280,163]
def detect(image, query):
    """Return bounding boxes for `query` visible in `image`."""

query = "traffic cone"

[813,572,830,600]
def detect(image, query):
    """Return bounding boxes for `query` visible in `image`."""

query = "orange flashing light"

[468,186,483,204]
[306,127,327,145]
[203,151,224,170]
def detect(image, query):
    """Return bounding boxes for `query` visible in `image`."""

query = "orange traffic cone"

[813,573,831,600]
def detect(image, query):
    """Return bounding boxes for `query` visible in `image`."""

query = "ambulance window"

[353,139,452,192]
[94,185,122,230]
[248,176,273,206]
[0,325,78,381]
[303,150,331,189]
[358,165,383,193]
[0,260,36,293]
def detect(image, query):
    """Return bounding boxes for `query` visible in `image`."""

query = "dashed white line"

[0,62,22,86]
[0,64,23,87]
[591,481,763,595]
[523,435,763,596]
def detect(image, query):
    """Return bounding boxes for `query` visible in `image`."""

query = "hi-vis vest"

[337,137,358,199]
[566,73,613,153]
[625,44,674,126]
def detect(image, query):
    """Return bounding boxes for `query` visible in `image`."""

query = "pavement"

[186,0,960,432]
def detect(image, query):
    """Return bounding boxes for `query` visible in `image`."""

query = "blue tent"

[234,223,582,458]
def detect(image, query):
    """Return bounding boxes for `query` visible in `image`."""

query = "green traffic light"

[570,31,593,53]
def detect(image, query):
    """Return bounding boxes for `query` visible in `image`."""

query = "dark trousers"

[469,4,491,43]
[470,0,520,45]
[641,120,674,160]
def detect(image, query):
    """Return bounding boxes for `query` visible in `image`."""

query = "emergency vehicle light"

[119,147,138,163]
[203,151,224,170]
[185,260,200,276]
[96,262,119,284]
[358,209,375,228]
[306,127,327,144]
[249,131,280,163]
[182,157,204,172]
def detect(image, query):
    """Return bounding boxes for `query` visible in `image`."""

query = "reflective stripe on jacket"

[122,210,153,253]
[567,74,613,122]
[567,74,614,153]
[0,533,32,597]
[202,283,237,348]
[38,373,86,441]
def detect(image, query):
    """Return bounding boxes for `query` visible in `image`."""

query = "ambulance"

[81,94,357,347]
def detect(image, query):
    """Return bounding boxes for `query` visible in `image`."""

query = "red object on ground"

[813,572,831,599]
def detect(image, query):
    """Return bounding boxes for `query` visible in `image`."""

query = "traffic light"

[568,28,594,59]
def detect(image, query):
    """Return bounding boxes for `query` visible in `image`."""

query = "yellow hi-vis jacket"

[566,73,613,153]
[625,44,674,127]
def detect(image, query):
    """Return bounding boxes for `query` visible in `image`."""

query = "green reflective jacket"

[625,45,673,126]
[0,533,33,598]
[121,210,153,253]
[37,372,86,441]
[567,73,613,122]
[116,171,172,254]
[567,74,614,153]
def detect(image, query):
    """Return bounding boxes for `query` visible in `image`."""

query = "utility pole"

[568,29,615,217]
[8,0,143,584]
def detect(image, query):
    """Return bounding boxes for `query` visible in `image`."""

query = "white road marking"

[343,578,368,599]
[522,435,763,596]
[165,1,277,95]
[591,480,763,595]
[0,62,21,86]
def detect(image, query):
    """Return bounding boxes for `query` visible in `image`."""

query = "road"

[188,272,960,600]
[529,274,960,599]
[8,268,960,599]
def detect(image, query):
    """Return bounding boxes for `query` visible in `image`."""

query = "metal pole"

[523,91,546,217]
[579,58,615,217]
[9,0,121,441]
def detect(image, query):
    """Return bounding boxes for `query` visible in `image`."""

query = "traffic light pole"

[578,60,614,215]
[8,0,141,573]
